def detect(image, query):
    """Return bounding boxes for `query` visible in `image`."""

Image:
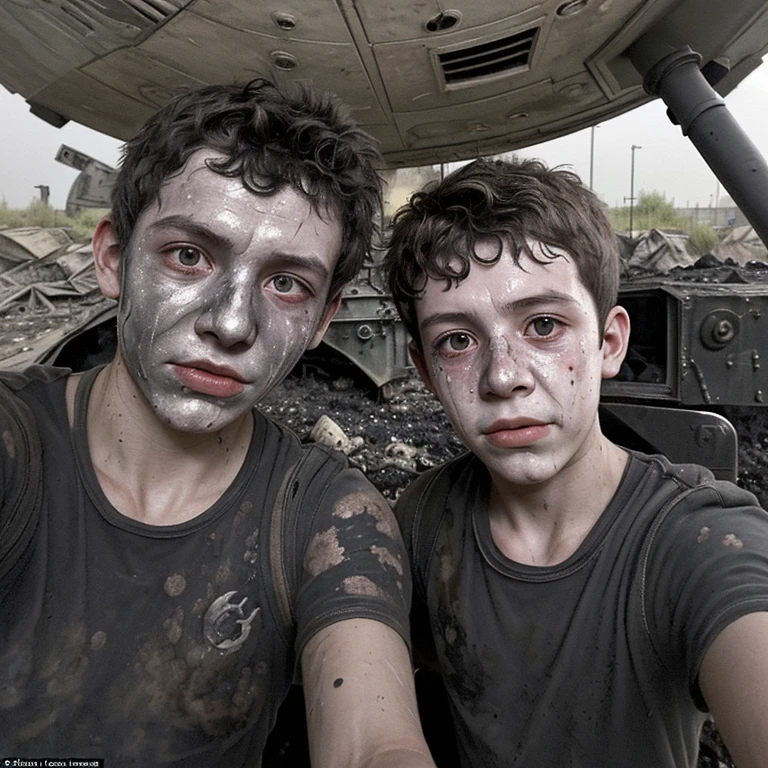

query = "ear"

[408,339,438,398]
[92,216,122,300]
[307,291,343,350]
[600,305,631,379]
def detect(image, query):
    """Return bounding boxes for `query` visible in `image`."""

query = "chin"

[150,397,248,434]
[484,453,563,488]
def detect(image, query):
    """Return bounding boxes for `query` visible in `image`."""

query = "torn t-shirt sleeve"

[0,380,43,593]
[293,466,412,657]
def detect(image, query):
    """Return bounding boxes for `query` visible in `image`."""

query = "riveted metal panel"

[191,0,352,42]
[134,11,388,121]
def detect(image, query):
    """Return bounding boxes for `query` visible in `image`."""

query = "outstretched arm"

[302,617,436,768]
[699,611,768,768]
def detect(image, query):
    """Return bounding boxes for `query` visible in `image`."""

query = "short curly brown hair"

[111,79,383,300]
[384,157,620,348]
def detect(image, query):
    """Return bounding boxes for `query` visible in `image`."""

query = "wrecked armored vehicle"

[601,241,768,480]
[4,0,768,481]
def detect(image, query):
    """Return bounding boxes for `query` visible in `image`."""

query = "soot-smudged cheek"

[432,364,474,411]
[122,296,197,354]
[261,314,313,368]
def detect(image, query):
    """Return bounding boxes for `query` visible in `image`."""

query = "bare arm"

[699,611,768,768]
[301,617,436,768]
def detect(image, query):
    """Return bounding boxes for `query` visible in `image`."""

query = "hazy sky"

[1,61,767,212]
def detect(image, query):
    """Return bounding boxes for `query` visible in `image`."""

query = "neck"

[70,355,254,525]
[487,436,628,566]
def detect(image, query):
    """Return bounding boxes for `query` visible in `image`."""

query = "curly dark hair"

[111,79,383,299]
[384,157,620,348]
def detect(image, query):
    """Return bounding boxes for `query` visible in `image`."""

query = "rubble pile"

[260,371,466,502]
[0,227,113,369]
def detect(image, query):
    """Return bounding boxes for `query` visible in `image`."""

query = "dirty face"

[116,150,342,433]
[412,240,626,490]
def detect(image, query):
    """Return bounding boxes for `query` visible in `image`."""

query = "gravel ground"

[260,369,464,502]
[259,366,757,768]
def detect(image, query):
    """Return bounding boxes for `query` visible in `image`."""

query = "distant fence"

[674,206,748,228]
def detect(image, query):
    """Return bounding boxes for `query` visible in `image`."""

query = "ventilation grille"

[57,0,185,37]
[122,0,182,24]
[438,27,538,84]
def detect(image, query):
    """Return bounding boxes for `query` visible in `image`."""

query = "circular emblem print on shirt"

[203,591,260,654]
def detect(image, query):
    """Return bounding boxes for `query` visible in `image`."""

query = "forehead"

[416,239,594,315]
[136,149,342,250]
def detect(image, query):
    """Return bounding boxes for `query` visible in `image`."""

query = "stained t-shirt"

[397,450,768,768]
[0,365,410,766]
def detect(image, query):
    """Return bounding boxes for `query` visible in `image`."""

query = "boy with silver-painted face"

[384,157,768,768]
[0,81,435,768]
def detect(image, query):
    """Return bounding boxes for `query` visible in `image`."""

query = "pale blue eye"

[273,276,295,293]
[448,333,471,351]
[532,317,555,336]
[178,248,200,267]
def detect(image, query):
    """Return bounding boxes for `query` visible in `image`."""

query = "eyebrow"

[147,215,235,252]
[269,252,332,281]
[419,290,578,332]
[146,214,332,279]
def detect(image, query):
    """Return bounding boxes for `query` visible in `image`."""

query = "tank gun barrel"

[629,43,768,246]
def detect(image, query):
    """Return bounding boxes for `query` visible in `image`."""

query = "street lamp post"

[626,144,641,238]
[589,125,600,190]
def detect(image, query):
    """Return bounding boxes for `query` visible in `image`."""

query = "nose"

[480,336,535,398]
[194,279,258,348]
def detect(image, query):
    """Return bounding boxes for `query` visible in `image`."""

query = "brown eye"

[178,247,201,267]
[273,275,295,293]
[532,317,556,336]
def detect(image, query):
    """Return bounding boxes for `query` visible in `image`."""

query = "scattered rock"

[259,370,466,503]
[308,414,363,455]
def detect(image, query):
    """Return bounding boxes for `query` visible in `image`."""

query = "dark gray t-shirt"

[397,450,768,768]
[0,365,410,766]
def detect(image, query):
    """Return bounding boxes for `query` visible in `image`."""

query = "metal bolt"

[425,10,461,32]
[713,319,735,343]
[271,51,298,70]
[272,12,297,30]
[556,0,589,16]
[357,324,374,341]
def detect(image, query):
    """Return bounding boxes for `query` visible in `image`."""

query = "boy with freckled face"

[0,81,435,768]
[384,157,768,768]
